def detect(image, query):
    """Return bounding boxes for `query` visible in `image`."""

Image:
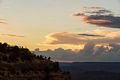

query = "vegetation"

[0,43,71,80]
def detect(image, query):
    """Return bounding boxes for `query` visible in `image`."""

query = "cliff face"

[0,43,71,80]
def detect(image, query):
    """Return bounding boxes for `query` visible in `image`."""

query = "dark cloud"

[83,7,113,15]
[78,33,104,37]
[85,15,120,28]
[73,7,120,28]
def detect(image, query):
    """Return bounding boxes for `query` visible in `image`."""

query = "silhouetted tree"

[48,57,51,60]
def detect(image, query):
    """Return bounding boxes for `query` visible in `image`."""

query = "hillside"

[0,43,71,80]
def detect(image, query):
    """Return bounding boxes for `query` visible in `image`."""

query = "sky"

[0,0,120,51]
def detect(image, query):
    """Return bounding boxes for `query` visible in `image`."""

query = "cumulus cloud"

[73,7,120,28]
[34,48,77,62]
[82,43,120,62]
[34,43,120,62]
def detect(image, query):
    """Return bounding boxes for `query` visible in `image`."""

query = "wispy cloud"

[0,19,7,24]
[43,30,120,45]
[78,33,104,37]
[73,7,120,28]
[0,34,24,38]
[44,32,84,45]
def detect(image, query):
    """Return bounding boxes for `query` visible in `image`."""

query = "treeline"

[0,43,51,63]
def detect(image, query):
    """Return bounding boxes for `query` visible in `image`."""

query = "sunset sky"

[0,0,120,51]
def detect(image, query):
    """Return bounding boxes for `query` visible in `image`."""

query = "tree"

[48,57,51,60]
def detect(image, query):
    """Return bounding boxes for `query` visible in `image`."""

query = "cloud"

[0,21,7,24]
[36,30,120,62]
[73,7,120,28]
[44,32,86,45]
[43,30,120,45]
[34,43,120,62]
[0,34,24,38]
[93,29,111,35]
[34,48,79,62]
[0,19,7,24]
[78,33,104,37]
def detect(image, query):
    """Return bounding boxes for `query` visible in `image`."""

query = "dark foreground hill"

[0,43,71,80]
